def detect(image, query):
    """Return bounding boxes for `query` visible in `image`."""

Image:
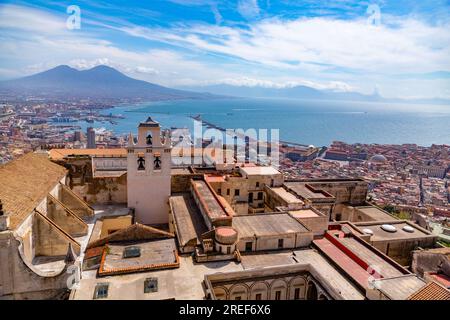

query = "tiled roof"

[0,152,67,229]
[408,281,450,300]
[49,148,126,161]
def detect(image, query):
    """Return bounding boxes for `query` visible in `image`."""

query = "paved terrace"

[353,220,434,241]
[72,256,244,300]
[232,213,309,238]
[269,187,304,205]
[284,182,334,201]
[100,239,178,276]
[354,206,395,221]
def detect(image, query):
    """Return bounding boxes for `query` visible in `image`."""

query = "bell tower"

[127,117,171,225]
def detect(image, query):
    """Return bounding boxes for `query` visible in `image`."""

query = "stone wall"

[60,184,94,218]
[236,231,313,252]
[71,175,127,205]
[46,196,88,237]
[171,172,203,193]
[0,231,74,299]
[307,180,368,205]
[208,270,328,300]
[370,237,437,266]
[33,212,80,257]
[411,248,450,277]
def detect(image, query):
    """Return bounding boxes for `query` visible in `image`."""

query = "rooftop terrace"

[232,213,309,238]
[284,182,334,200]
[353,220,434,241]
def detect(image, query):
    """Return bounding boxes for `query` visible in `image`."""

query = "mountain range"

[1,65,448,105]
[181,84,450,105]
[181,84,383,102]
[0,65,216,101]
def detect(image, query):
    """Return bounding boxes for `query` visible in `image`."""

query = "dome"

[381,224,397,233]
[369,154,387,163]
[308,145,315,149]
[402,225,415,233]
[215,227,238,245]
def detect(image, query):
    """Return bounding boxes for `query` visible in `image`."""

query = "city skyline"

[0,0,450,100]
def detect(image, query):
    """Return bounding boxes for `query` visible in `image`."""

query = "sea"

[72,97,450,147]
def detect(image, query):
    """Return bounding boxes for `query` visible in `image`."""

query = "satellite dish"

[362,228,374,235]
[381,224,397,233]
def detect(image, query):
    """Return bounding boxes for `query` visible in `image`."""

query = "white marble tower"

[127,117,171,225]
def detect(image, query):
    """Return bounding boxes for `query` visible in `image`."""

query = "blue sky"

[0,0,449,99]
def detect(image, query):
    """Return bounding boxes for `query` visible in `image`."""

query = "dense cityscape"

[1,0,449,307]
[2,96,449,251]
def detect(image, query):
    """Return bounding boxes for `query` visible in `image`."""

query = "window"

[234,189,240,196]
[245,242,253,251]
[123,246,141,258]
[275,291,281,300]
[255,293,262,300]
[257,192,263,200]
[248,193,253,203]
[226,189,230,196]
[256,182,260,188]
[227,246,231,254]
[294,288,300,300]
[278,239,284,249]
[217,188,222,195]
[94,283,109,299]
[144,278,158,293]
[335,213,342,221]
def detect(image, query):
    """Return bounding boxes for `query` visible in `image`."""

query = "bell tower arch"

[127,117,171,225]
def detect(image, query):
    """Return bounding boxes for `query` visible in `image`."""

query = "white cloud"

[135,66,160,75]
[1,3,449,99]
[0,4,66,34]
[69,58,113,69]
[237,0,260,20]
[120,16,450,75]
[198,77,353,91]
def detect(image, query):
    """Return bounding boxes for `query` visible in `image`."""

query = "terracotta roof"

[84,246,105,259]
[0,152,67,229]
[87,223,174,249]
[408,281,450,300]
[49,148,126,161]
